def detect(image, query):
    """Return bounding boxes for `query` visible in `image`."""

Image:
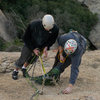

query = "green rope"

[25,54,40,100]
[25,52,45,100]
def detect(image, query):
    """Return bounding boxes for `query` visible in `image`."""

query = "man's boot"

[12,71,19,80]
[21,68,29,77]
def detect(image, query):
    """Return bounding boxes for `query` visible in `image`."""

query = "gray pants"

[15,45,38,68]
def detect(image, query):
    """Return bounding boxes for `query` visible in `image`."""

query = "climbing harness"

[57,51,68,63]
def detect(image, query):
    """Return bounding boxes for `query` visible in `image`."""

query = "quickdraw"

[57,51,68,63]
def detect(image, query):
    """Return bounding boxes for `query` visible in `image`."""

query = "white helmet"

[64,39,77,55]
[42,14,54,30]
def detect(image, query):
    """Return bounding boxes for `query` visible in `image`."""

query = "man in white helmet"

[34,30,87,94]
[12,14,59,80]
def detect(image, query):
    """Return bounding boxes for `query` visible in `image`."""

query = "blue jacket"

[57,31,87,85]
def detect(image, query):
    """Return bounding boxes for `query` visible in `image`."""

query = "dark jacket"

[23,20,59,51]
[57,31,87,85]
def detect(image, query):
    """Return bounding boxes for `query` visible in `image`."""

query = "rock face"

[0,50,100,100]
[87,0,100,49]
[78,0,100,49]
[0,10,13,42]
[0,52,19,73]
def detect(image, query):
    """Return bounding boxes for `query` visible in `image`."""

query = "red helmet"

[64,39,77,55]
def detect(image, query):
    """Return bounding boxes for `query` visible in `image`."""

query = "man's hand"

[43,47,48,58]
[62,84,73,94]
[58,46,65,63]
[33,48,40,56]
[59,54,65,62]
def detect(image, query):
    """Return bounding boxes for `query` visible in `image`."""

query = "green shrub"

[0,38,7,51]
[0,0,98,50]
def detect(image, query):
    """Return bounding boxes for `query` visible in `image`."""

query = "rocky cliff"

[78,0,100,49]
[0,10,13,42]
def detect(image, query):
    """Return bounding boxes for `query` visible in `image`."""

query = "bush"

[0,0,98,50]
[0,37,6,51]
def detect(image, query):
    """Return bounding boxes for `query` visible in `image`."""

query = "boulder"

[89,19,100,49]
[86,0,100,49]
[78,0,100,49]
[0,57,14,73]
[0,9,13,42]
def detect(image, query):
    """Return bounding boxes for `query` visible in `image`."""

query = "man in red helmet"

[52,30,87,94]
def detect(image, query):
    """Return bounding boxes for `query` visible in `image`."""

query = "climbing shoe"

[21,68,29,78]
[31,68,60,85]
[12,71,18,80]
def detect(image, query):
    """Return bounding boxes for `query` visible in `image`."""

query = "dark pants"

[53,43,86,74]
[53,51,71,73]
[15,45,38,68]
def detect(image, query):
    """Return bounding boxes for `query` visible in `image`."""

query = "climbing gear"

[64,39,77,55]
[12,71,19,80]
[25,55,40,100]
[42,14,54,30]
[25,52,46,100]
[32,67,60,85]
[25,52,60,99]
[57,52,68,63]
[57,48,68,63]
[30,90,40,100]
[39,56,46,74]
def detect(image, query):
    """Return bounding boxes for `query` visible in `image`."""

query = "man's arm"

[62,51,83,94]
[58,46,65,62]
[69,53,82,85]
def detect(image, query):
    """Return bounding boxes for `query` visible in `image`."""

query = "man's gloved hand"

[33,48,40,56]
